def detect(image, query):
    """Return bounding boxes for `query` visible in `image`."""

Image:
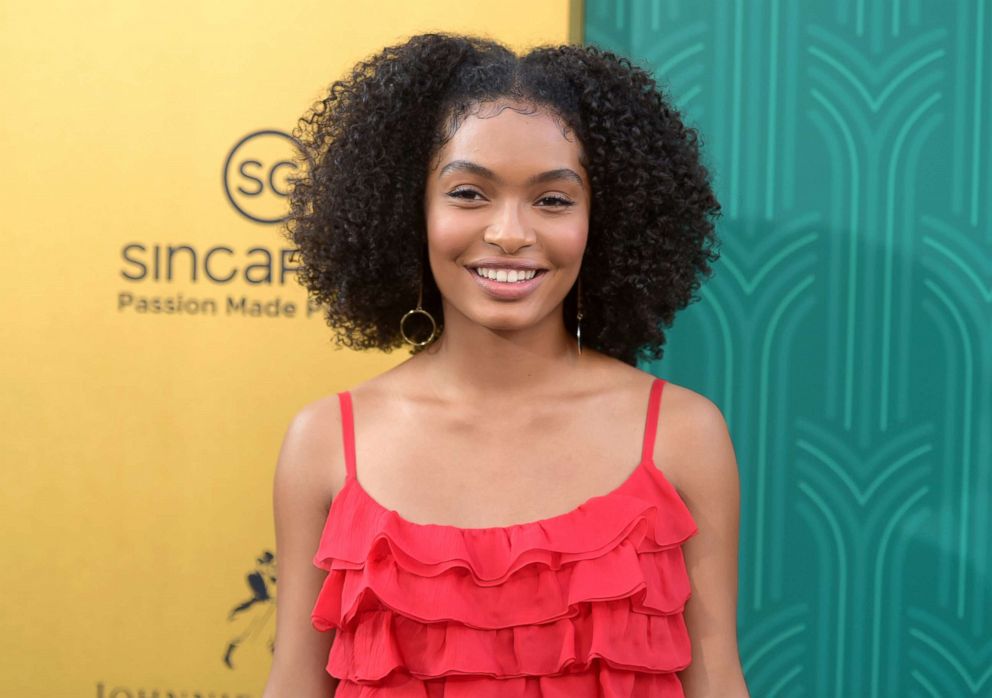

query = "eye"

[537,195,574,208]
[446,188,485,201]
[445,189,574,208]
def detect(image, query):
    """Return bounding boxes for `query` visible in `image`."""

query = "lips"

[466,266,548,300]
[469,267,546,278]
[467,259,549,272]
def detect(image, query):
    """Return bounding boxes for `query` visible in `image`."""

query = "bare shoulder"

[264,395,349,697]
[583,355,731,466]
[656,380,728,440]
[589,359,736,487]
[289,363,416,496]
[278,392,348,506]
[653,379,736,496]
[650,380,748,693]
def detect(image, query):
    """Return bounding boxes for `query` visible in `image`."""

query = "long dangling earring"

[400,255,438,347]
[576,275,583,355]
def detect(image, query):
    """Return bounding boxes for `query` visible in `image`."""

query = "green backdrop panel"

[584,1,991,696]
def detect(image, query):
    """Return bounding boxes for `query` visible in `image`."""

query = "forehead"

[432,101,584,173]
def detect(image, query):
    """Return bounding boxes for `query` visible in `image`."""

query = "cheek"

[426,210,473,267]
[548,224,589,265]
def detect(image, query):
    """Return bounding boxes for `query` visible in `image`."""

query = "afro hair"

[284,31,722,367]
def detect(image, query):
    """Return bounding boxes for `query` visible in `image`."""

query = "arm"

[662,387,749,697]
[263,399,345,698]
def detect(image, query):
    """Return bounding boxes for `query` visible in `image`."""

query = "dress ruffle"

[311,459,698,697]
[330,660,687,697]
[326,600,691,681]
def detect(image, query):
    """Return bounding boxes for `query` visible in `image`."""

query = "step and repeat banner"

[587,1,992,696]
[7,1,987,696]
[1,2,576,695]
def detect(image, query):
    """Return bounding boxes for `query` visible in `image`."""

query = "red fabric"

[311,377,698,696]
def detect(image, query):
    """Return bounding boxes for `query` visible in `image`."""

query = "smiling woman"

[283,33,722,365]
[424,101,590,327]
[266,31,747,698]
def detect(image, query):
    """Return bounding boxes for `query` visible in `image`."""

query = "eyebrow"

[438,159,585,188]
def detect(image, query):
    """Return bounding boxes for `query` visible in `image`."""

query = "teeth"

[474,267,539,283]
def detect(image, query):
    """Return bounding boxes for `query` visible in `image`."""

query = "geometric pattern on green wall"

[585,2,991,695]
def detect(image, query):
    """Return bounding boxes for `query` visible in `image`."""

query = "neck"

[412,303,591,403]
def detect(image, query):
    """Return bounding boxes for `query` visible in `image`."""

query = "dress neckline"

[334,377,670,533]
[343,456,661,532]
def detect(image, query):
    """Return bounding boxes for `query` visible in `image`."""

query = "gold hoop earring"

[576,275,584,355]
[400,264,438,347]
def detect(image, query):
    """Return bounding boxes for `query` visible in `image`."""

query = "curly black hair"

[284,32,721,367]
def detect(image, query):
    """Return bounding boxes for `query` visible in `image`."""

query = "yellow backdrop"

[0,1,578,694]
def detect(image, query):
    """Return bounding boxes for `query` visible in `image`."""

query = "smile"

[466,266,548,300]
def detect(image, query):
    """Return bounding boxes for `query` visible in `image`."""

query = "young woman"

[264,32,748,698]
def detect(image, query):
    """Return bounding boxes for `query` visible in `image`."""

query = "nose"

[482,199,536,253]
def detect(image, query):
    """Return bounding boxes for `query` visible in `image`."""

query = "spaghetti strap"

[641,378,666,463]
[337,391,357,480]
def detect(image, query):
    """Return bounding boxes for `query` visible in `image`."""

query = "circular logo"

[223,129,309,224]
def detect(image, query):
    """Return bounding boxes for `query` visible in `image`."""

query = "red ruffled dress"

[311,377,698,697]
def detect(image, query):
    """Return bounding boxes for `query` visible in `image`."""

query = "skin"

[418,99,591,400]
[265,99,749,697]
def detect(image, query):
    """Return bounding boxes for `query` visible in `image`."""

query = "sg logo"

[223,129,310,224]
